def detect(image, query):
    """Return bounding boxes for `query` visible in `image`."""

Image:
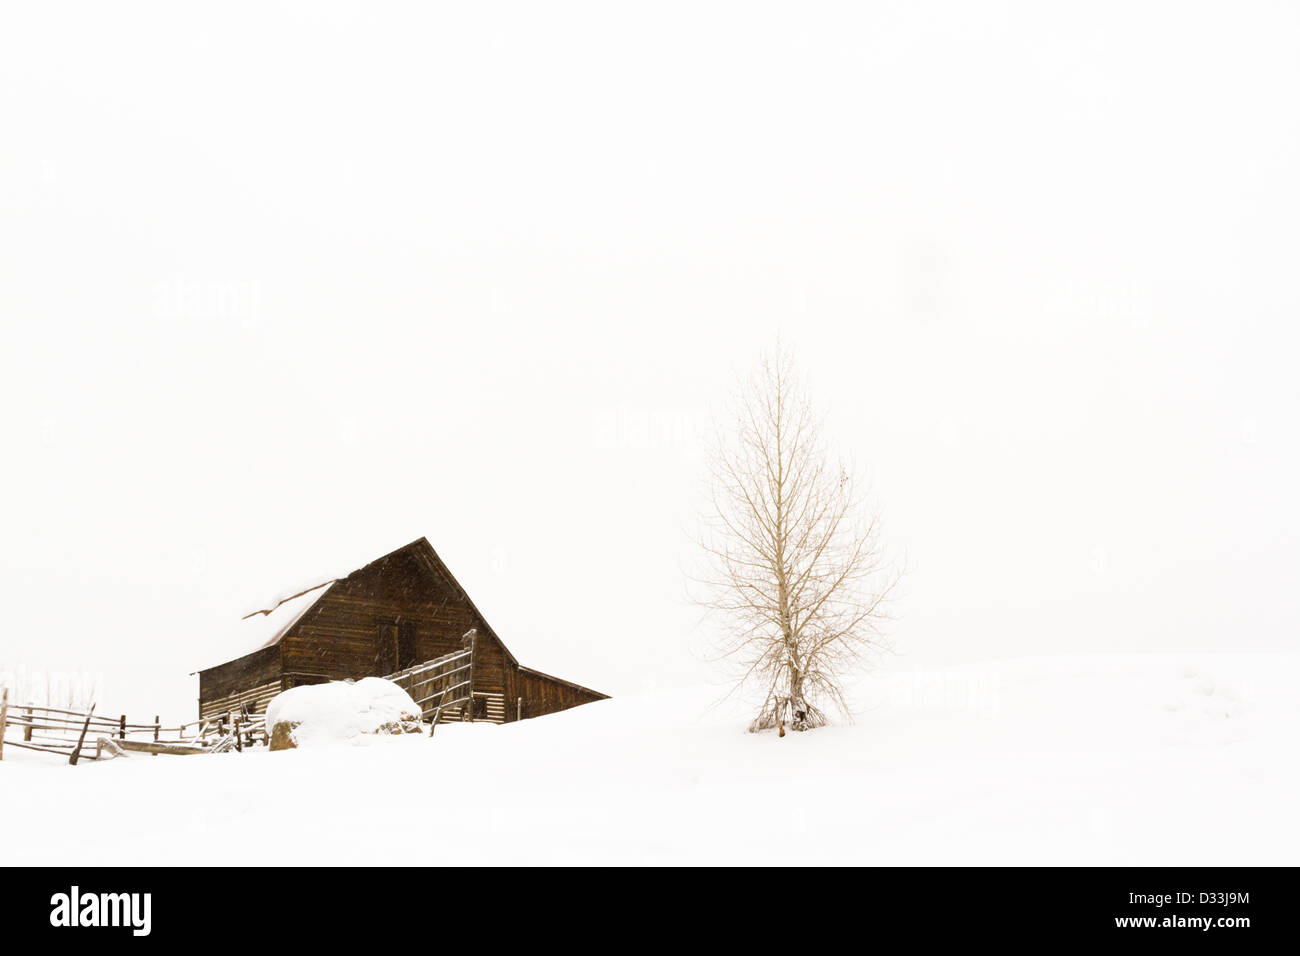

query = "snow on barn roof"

[189,580,336,674]
[194,536,484,673]
[189,536,421,674]
[239,579,336,652]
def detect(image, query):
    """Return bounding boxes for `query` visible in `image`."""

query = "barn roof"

[196,537,520,673]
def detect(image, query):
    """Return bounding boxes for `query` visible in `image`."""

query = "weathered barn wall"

[435,691,507,724]
[199,679,281,721]
[512,667,607,721]
[199,644,280,704]
[277,548,515,702]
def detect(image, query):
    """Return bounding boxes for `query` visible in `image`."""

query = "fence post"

[119,714,126,741]
[24,707,32,741]
[234,714,243,753]
[153,715,160,756]
[463,628,477,722]
[69,703,96,766]
[0,686,9,761]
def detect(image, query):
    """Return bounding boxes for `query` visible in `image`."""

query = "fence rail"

[0,692,267,764]
[381,630,479,730]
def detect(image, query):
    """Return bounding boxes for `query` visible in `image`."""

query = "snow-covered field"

[2,652,1295,865]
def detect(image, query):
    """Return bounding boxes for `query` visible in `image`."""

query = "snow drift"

[1,652,1296,865]
[263,677,423,748]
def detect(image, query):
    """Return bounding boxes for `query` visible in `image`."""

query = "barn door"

[374,623,398,675]
[396,620,417,670]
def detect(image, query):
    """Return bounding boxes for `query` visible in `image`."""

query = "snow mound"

[264,677,423,747]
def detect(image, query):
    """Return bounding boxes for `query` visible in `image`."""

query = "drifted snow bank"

[264,677,424,748]
[5,653,1296,865]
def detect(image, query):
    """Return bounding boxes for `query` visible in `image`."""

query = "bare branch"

[692,344,899,732]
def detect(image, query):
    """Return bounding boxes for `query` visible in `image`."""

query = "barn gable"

[196,537,607,723]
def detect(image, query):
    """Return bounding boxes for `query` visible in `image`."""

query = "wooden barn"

[196,537,607,724]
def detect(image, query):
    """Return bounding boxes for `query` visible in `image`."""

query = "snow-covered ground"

[1,652,1295,865]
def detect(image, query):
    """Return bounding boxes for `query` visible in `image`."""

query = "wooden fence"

[0,689,266,764]
[0,630,483,763]
[381,632,476,730]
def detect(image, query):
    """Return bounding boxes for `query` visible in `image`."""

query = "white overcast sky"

[1,2,1296,719]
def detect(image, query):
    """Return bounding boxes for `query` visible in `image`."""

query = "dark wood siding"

[199,644,280,703]
[276,549,509,695]
[512,666,607,721]
[200,680,281,721]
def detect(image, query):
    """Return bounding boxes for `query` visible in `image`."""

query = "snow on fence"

[0,691,267,764]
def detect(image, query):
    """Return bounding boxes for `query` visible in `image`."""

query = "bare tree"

[696,346,898,732]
